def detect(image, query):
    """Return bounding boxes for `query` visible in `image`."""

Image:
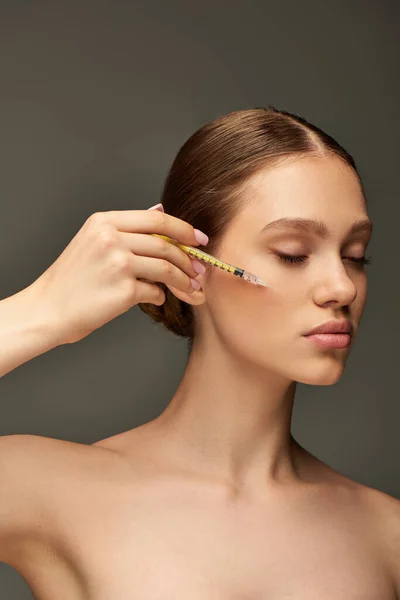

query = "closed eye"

[275,252,372,266]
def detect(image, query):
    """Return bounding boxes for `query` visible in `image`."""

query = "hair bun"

[138,283,194,338]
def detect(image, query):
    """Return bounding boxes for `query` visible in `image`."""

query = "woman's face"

[203,155,373,385]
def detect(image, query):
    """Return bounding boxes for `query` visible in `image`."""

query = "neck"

[152,335,303,498]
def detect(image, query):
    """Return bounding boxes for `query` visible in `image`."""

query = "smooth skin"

[0,156,399,599]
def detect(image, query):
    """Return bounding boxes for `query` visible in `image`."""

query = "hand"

[31,208,208,345]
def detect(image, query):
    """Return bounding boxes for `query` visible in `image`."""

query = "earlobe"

[166,283,206,306]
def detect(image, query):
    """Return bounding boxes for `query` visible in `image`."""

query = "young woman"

[0,107,399,599]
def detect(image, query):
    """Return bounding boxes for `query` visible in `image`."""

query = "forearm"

[0,284,61,378]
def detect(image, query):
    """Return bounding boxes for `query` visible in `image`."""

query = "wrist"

[19,281,64,350]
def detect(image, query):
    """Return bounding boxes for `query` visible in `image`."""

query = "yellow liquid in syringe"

[151,234,268,287]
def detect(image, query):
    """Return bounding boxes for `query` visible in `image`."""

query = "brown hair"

[138,106,364,351]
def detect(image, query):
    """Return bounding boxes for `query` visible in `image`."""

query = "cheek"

[207,268,295,347]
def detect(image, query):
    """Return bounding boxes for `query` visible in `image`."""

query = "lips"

[303,320,353,337]
[304,333,351,349]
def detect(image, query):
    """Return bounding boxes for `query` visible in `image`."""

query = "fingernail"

[194,229,209,245]
[191,278,201,290]
[192,259,206,275]
[148,203,164,211]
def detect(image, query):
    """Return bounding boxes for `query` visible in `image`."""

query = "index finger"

[104,209,209,247]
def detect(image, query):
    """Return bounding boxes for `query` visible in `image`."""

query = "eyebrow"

[260,217,373,239]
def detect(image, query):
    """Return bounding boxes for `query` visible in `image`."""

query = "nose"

[313,261,358,308]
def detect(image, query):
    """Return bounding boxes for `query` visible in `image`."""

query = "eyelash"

[276,252,373,266]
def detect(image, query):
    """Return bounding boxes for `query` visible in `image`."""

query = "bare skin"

[1,155,400,598]
[3,423,399,600]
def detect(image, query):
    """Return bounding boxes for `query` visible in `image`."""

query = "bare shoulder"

[303,445,400,591]
[361,481,400,523]
[0,432,114,473]
[297,444,400,589]
[362,483,400,588]
[0,433,116,569]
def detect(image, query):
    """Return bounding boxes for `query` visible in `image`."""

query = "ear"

[167,276,206,306]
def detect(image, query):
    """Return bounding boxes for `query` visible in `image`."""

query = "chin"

[292,356,347,386]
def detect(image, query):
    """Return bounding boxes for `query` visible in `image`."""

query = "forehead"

[235,155,368,231]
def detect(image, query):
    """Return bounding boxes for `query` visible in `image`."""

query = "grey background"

[0,0,399,596]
